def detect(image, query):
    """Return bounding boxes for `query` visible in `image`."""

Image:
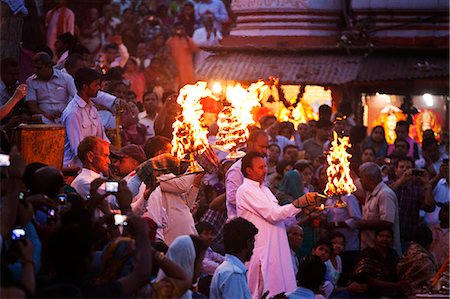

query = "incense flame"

[324,132,357,196]
[171,82,215,159]
[216,81,265,151]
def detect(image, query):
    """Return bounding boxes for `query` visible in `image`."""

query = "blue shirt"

[210,254,251,299]
[286,286,315,299]
[26,68,76,116]
[62,94,108,167]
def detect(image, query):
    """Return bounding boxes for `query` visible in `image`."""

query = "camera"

[105,181,119,193]
[411,169,423,176]
[114,214,128,226]
[11,228,26,241]
[57,194,68,206]
[0,154,10,166]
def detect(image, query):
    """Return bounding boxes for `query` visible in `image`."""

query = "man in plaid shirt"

[388,157,435,251]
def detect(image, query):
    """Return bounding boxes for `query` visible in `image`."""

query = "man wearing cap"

[111,144,146,178]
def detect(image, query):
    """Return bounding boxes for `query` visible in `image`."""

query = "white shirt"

[225,159,242,220]
[421,178,450,225]
[144,173,200,246]
[202,247,225,276]
[194,0,229,31]
[70,168,118,211]
[192,27,222,67]
[138,111,156,138]
[236,178,300,298]
[361,181,402,255]
[61,94,108,167]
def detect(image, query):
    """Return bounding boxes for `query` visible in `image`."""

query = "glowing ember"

[216,81,265,152]
[324,132,357,197]
[171,82,215,160]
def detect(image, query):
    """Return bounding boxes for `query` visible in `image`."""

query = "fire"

[324,131,357,197]
[171,82,215,159]
[216,81,265,151]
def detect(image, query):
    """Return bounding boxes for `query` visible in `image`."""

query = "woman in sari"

[397,225,438,296]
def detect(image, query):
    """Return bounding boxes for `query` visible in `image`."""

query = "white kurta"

[158,174,200,246]
[236,178,300,299]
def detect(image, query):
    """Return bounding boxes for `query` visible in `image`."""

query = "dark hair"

[268,144,280,151]
[412,224,433,248]
[68,44,90,56]
[375,226,394,237]
[275,160,294,176]
[30,166,64,198]
[104,67,124,81]
[394,156,414,168]
[396,120,410,129]
[73,68,101,91]
[294,160,313,172]
[283,144,298,155]
[394,138,410,150]
[362,146,376,156]
[241,152,265,177]
[329,231,346,245]
[297,256,326,292]
[143,90,157,101]
[64,53,83,68]
[57,32,75,46]
[104,43,119,51]
[143,136,171,159]
[33,45,53,59]
[223,217,258,255]
[106,80,126,94]
[189,235,208,269]
[32,52,53,66]
[195,221,216,234]
[23,162,48,190]
[173,21,184,27]
[318,104,332,117]
[313,238,333,253]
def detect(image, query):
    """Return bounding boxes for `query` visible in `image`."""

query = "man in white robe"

[236,152,321,299]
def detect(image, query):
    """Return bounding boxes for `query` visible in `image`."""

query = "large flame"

[171,82,215,159]
[216,81,265,151]
[324,131,357,196]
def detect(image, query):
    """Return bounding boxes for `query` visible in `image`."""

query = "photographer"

[388,157,435,252]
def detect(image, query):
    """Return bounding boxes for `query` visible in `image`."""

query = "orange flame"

[171,82,216,159]
[216,81,265,151]
[324,131,357,196]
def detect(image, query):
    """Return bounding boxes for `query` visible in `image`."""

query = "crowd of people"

[1,0,449,298]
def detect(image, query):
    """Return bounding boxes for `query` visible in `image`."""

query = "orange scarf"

[46,7,67,35]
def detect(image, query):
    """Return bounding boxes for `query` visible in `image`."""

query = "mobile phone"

[443,158,449,165]
[105,181,119,193]
[47,208,56,219]
[57,194,68,206]
[11,228,26,241]
[114,214,128,226]
[19,191,26,203]
[384,158,391,165]
[0,154,10,166]
[411,169,423,176]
